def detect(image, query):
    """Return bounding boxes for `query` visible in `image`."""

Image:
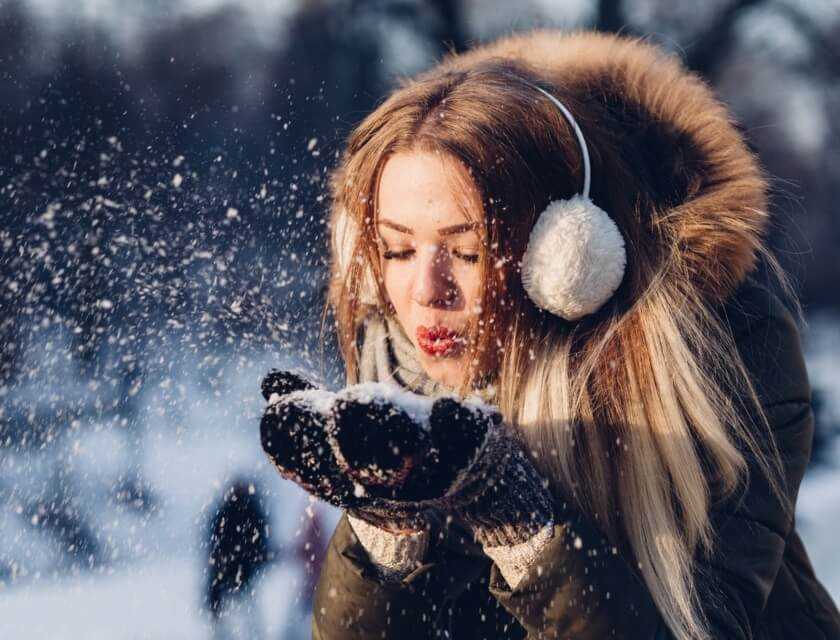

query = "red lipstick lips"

[416,325,465,357]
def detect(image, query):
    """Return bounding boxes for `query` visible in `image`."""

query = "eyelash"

[383,249,480,264]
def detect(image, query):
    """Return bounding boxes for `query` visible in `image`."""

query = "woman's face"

[376,150,485,390]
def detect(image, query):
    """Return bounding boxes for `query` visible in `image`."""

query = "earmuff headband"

[517,79,627,321]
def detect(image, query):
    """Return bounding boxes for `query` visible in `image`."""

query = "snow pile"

[0,339,340,639]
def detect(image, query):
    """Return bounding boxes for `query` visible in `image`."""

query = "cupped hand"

[259,369,361,509]
[328,384,502,503]
[258,373,434,532]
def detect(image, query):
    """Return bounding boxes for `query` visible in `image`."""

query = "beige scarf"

[355,311,496,403]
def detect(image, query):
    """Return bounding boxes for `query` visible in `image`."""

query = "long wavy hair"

[319,30,794,640]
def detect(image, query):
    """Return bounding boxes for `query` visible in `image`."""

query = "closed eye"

[383,249,479,264]
[382,249,413,261]
[456,251,480,264]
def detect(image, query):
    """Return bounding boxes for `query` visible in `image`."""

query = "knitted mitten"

[328,384,556,549]
[259,370,429,534]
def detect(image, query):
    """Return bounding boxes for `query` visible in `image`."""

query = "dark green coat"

[311,280,840,639]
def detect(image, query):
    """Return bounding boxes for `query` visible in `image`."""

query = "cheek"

[380,260,410,304]
[455,267,483,308]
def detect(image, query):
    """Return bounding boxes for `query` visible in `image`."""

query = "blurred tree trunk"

[428,0,468,53]
[683,0,765,78]
[596,0,631,34]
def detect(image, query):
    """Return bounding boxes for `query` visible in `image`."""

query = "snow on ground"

[797,437,840,597]
[797,312,840,598]
[0,557,213,640]
[0,556,310,640]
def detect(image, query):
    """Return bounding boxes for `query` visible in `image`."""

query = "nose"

[411,243,459,308]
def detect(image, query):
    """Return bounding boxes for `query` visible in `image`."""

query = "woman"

[259,29,840,639]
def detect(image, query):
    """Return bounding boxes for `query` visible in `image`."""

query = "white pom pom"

[520,194,626,320]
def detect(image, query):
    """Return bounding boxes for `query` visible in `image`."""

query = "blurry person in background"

[203,477,272,640]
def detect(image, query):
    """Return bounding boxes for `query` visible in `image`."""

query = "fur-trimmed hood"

[428,29,770,304]
[331,28,771,308]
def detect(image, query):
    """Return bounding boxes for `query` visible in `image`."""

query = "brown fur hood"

[417,29,771,305]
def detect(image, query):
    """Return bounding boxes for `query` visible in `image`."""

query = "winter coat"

[315,28,840,639]
[310,278,840,639]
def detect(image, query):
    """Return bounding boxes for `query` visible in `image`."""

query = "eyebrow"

[377,218,480,237]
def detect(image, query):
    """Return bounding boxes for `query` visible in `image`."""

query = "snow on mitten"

[261,369,316,402]
[328,383,556,548]
[258,371,429,534]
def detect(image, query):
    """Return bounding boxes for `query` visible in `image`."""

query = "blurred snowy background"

[1,1,839,638]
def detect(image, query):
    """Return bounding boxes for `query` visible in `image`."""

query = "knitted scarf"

[355,311,496,404]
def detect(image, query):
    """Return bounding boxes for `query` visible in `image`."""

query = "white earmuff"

[519,84,626,321]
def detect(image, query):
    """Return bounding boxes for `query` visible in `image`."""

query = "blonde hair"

[318,30,794,640]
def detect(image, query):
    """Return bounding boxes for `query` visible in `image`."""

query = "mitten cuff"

[484,520,555,589]
[348,514,430,582]
[457,436,556,547]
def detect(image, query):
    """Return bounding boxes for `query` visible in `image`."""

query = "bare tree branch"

[595,0,627,33]
[684,0,768,77]
[771,2,840,80]
[427,0,468,54]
